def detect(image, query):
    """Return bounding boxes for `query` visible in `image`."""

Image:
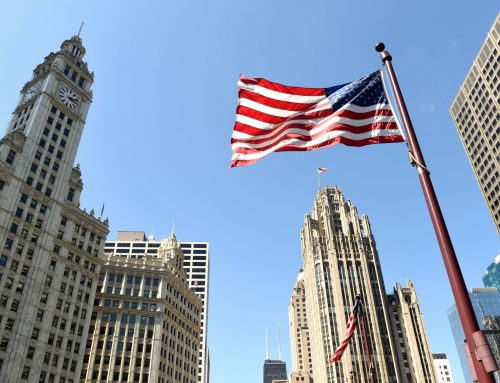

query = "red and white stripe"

[230,74,403,168]
[331,312,358,363]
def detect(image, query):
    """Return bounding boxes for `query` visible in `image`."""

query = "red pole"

[375,42,495,383]
[359,302,376,383]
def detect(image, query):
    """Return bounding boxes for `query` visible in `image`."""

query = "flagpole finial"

[375,42,392,63]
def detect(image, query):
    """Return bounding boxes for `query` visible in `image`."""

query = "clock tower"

[0,34,108,382]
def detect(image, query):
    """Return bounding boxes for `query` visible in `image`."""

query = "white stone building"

[0,34,108,382]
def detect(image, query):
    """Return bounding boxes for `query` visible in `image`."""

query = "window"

[6,150,16,165]
[31,328,39,339]
[64,65,70,75]
[67,188,75,202]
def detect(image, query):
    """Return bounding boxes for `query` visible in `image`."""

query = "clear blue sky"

[1,2,499,382]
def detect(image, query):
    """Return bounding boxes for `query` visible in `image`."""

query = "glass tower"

[448,288,500,382]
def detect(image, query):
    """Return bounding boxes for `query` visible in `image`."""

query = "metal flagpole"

[375,42,497,383]
[358,299,376,383]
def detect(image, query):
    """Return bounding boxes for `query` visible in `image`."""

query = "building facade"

[102,231,210,383]
[448,288,500,382]
[293,186,437,383]
[288,270,313,383]
[0,35,108,382]
[449,12,500,234]
[263,359,287,383]
[83,232,202,383]
[484,255,500,289]
[387,280,437,382]
[433,354,455,383]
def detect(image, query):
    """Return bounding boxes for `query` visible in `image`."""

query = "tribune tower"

[0,34,108,382]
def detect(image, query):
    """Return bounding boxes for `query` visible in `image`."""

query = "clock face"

[59,87,79,109]
[23,82,41,102]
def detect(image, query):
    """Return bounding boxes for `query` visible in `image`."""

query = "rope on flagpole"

[408,151,430,175]
[359,299,376,383]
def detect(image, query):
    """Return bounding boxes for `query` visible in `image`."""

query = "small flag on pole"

[331,296,362,363]
[318,167,328,174]
[230,70,403,168]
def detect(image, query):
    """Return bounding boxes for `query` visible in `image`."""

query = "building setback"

[83,232,202,383]
[290,186,437,383]
[102,231,210,383]
[449,12,500,234]
[0,35,108,382]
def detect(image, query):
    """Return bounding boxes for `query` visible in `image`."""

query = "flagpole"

[358,301,376,383]
[375,42,496,383]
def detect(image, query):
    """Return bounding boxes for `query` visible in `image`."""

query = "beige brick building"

[450,12,500,234]
[0,34,109,382]
[289,186,437,383]
[82,232,202,383]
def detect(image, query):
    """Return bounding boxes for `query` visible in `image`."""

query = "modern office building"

[484,255,500,289]
[292,186,437,383]
[288,269,313,383]
[102,231,210,383]
[433,354,455,383]
[263,359,287,383]
[386,280,437,382]
[448,288,500,382]
[83,231,202,383]
[0,34,109,382]
[449,12,500,234]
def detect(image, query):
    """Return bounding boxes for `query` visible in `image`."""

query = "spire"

[171,219,175,237]
[265,328,269,360]
[277,321,282,360]
[77,21,84,38]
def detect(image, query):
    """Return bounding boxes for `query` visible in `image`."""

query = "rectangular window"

[67,188,75,202]
[64,65,70,75]
[6,150,16,165]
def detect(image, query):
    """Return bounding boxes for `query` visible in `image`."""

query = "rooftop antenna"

[265,328,269,360]
[277,321,282,360]
[77,21,84,37]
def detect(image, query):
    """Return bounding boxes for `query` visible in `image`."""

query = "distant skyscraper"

[449,12,500,234]
[484,255,500,289]
[83,231,202,383]
[288,270,313,383]
[292,186,437,383]
[263,359,287,383]
[433,354,455,383]
[0,34,109,382]
[102,231,210,383]
[448,288,500,382]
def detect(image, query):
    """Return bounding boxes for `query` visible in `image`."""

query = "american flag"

[230,71,403,168]
[331,296,362,363]
[317,167,328,174]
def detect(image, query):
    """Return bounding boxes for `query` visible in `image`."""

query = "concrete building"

[484,255,500,289]
[292,186,437,383]
[449,12,500,234]
[288,270,313,383]
[433,354,455,383]
[387,280,437,382]
[102,231,210,383]
[263,359,287,383]
[0,34,108,382]
[448,288,500,382]
[82,231,202,383]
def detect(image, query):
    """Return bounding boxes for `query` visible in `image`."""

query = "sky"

[0,1,499,382]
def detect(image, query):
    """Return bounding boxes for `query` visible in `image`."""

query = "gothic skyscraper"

[0,34,108,382]
[291,186,437,383]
